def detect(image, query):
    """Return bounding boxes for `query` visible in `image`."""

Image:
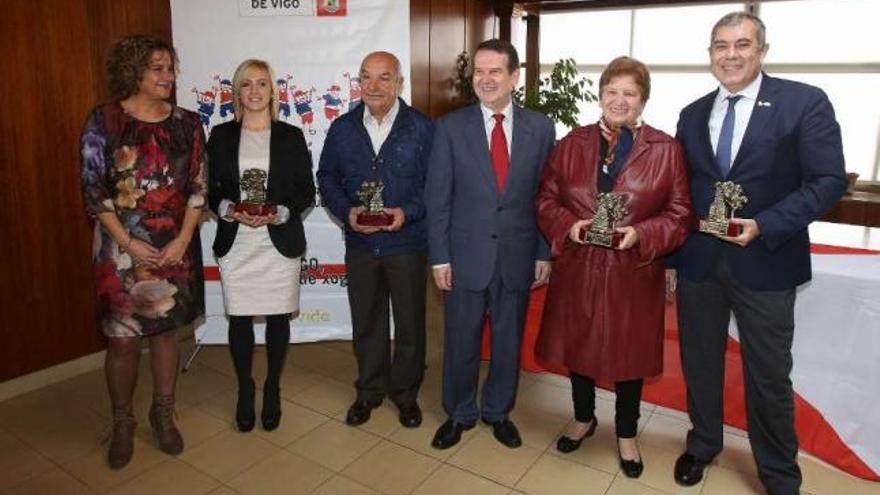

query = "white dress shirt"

[480,101,513,156]
[709,72,763,168]
[363,99,400,154]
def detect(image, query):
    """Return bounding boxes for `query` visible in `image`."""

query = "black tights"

[228,314,290,392]
[570,372,643,438]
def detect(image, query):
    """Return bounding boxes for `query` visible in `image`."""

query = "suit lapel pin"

[757,100,772,107]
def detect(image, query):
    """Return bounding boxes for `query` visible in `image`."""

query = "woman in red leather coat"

[535,56,693,478]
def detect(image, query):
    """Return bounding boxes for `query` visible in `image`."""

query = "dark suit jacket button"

[491,234,498,239]
[496,206,502,212]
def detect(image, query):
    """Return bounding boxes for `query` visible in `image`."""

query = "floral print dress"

[80,102,207,337]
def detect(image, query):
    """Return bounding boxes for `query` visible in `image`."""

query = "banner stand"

[170,0,410,349]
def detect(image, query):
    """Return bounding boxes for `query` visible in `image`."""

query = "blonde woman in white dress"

[207,59,315,431]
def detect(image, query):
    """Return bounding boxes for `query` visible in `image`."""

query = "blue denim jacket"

[317,99,434,256]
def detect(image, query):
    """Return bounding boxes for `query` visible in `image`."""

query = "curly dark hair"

[106,34,178,100]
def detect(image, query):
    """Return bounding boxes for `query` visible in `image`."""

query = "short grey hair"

[711,12,767,48]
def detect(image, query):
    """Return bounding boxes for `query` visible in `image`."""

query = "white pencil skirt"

[218,227,301,316]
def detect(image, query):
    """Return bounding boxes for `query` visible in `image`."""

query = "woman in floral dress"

[80,35,206,469]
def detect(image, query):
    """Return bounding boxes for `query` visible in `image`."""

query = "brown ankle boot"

[149,394,184,455]
[107,407,136,469]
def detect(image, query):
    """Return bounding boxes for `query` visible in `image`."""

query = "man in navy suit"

[426,39,555,450]
[670,12,847,494]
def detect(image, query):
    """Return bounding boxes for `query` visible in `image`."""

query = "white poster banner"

[170,0,410,344]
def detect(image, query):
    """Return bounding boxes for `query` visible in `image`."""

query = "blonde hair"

[231,59,279,121]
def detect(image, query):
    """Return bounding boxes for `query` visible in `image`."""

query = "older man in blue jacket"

[318,51,434,429]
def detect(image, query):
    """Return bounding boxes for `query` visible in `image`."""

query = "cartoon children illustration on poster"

[277,74,294,121]
[319,84,345,123]
[191,82,217,131]
[343,71,361,111]
[217,76,234,120]
[293,87,317,135]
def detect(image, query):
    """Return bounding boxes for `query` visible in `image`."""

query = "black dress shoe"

[345,400,380,426]
[618,441,644,479]
[674,452,710,486]
[556,417,598,453]
[483,418,522,448]
[261,387,282,431]
[397,402,422,428]
[431,419,475,449]
[235,380,256,432]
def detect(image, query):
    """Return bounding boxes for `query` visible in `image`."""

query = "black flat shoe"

[345,400,380,427]
[236,380,256,432]
[261,387,281,431]
[483,418,522,448]
[431,419,475,450]
[618,439,644,478]
[556,417,598,453]
[619,455,644,478]
[674,452,710,486]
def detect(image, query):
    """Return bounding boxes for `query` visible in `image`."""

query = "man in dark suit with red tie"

[425,39,555,450]
[669,12,847,495]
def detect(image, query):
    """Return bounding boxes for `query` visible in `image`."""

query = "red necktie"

[491,113,509,193]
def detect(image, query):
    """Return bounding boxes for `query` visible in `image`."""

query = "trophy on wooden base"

[234,168,276,216]
[356,179,393,226]
[580,192,628,248]
[699,181,748,236]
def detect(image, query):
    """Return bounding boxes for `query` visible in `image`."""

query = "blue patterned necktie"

[716,95,743,177]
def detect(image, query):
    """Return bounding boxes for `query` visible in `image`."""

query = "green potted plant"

[452,51,478,108]
[454,52,597,131]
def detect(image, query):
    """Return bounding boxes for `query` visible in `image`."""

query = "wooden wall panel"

[409,0,495,119]
[428,0,467,118]
[85,0,174,103]
[0,0,171,381]
[410,0,431,114]
[0,0,100,381]
[466,0,497,56]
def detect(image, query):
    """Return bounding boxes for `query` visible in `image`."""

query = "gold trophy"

[699,181,748,236]
[356,180,393,226]
[234,168,276,216]
[581,192,628,248]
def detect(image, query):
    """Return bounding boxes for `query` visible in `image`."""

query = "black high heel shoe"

[556,417,598,453]
[617,439,644,478]
[261,387,282,431]
[236,379,256,432]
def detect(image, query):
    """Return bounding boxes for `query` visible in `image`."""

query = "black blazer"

[207,120,315,258]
